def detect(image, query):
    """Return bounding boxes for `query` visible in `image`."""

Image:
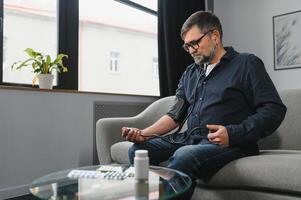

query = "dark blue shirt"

[168,47,287,147]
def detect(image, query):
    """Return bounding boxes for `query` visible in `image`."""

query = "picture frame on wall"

[273,10,301,70]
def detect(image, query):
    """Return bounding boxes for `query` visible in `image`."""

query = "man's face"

[183,25,215,65]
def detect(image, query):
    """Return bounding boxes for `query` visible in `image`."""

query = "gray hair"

[181,11,223,40]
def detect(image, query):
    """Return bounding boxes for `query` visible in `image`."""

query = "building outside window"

[3,36,7,64]
[109,51,120,73]
[2,0,57,85]
[152,57,158,77]
[79,0,159,96]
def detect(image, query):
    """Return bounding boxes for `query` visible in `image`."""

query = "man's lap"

[129,133,246,176]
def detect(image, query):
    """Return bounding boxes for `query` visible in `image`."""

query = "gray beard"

[193,55,211,65]
[193,46,216,65]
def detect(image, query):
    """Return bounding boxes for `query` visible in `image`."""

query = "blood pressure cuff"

[166,97,189,124]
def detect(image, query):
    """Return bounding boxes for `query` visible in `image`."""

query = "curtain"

[158,0,205,97]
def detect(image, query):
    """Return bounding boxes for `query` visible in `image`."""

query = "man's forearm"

[226,102,287,146]
[142,115,178,137]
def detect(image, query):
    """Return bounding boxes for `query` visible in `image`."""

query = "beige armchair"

[96,96,175,165]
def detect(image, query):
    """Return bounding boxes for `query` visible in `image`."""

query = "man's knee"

[168,146,196,172]
[168,145,214,179]
[128,143,148,164]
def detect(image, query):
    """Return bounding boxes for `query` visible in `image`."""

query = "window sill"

[0,85,159,97]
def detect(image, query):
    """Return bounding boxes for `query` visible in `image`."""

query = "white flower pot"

[37,74,54,89]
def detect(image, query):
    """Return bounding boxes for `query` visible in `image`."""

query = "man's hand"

[121,127,148,143]
[206,125,229,147]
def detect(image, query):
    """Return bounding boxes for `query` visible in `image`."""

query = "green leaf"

[11,58,35,70]
[52,66,61,73]
[34,68,42,73]
[24,48,39,58]
[42,61,50,74]
[52,54,68,65]
[46,55,51,65]
[62,66,68,72]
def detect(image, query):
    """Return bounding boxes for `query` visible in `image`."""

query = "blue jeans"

[128,131,252,199]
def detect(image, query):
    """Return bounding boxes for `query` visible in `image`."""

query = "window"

[79,0,159,96]
[2,0,58,85]
[0,0,158,94]
[109,51,120,73]
[152,57,158,77]
[3,36,7,64]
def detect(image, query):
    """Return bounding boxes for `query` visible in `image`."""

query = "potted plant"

[11,48,68,89]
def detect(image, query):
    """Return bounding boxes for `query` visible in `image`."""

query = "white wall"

[214,0,301,91]
[0,88,157,199]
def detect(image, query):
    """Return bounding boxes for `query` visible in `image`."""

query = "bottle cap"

[135,150,148,157]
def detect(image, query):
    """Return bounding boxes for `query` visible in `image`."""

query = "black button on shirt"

[171,47,287,147]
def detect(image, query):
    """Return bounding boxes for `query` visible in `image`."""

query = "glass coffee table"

[29,165,191,200]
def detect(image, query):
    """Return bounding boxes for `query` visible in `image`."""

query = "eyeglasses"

[182,30,214,52]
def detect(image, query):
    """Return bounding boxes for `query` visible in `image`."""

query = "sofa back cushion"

[259,89,301,150]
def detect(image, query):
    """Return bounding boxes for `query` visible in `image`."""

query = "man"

[122,11,286,199]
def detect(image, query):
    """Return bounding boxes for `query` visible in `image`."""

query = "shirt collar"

[221,46,238,61]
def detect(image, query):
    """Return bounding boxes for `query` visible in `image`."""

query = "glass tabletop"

[29,165,191,200]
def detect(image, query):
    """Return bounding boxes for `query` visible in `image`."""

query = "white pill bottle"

[134,150,149,180]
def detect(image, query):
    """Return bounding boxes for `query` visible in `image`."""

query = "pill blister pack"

[67,167,134,180]
[102,170,134,180]
[67,170,103,179]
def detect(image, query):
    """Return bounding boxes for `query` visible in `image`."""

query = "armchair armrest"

[96,96,176,164]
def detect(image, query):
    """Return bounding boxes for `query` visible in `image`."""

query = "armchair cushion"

[111,141,133,164]
[200,151,301,194]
